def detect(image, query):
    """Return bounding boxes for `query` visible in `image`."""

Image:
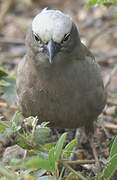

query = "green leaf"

[0,80,10,87]
[43,143,55,151]
[48,147,56,172]
[0,121,9,133]
[66,172,81,180]
[35,126,51,145]
[103,153,117,178]
[23,156,52,171]
[37,176,53,180]
[110,136,117,158]
[1,76,16,104]
[16,136,33,149]
[63,138,77,159]
[87,0,117,6]
[87,0,97,6]
[55,133,67,161]
[40,122,50,128]
[0,67,8,77]
[0,164,17,180]
[11,111,23,132]
[113,11,117,19]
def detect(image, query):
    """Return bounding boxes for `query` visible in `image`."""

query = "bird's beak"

[46,40,60,64]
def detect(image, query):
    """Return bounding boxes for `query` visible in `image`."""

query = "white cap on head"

[32,8,72,43]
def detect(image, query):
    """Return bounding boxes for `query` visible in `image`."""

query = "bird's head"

[26,8,80,65]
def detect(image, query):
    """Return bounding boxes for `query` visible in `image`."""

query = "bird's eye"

[63,33,70,42]
[34,34,40,42]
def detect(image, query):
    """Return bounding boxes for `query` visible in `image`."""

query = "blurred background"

[0,0,117,133]
[0,1,117,178]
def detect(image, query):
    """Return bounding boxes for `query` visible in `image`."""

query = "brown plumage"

[16,9,106,134]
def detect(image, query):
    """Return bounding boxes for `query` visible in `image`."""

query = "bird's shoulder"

[17,55,35,87]
[79,43,94,60]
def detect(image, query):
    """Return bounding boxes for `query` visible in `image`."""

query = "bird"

[16,8,106,136]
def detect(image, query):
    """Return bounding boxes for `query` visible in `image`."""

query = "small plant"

[18,132,78,180]
[0,66,16,104]
[87,0,117,6]
[0,113,81,179]
[103,136,117,178]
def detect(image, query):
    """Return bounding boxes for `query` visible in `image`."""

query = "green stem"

[0,165,18,180]
[63,162,87,180]
[59,167,65,180]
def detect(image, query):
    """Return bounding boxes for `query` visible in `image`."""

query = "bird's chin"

[36,53,52,67]
[36,52,63,67]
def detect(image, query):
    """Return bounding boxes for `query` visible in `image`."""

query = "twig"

[62,159,95,165]
[63,162,87,180]
[104,122,117,130]
[0,102,8,108]
[59,167,65,180]
[0,101,17,111]
[104,64,117,88]
[100,121,111,139]
[107,99,117,106]
[0,37,24,45]
[31,116,38,143]
[89,138,101,171]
